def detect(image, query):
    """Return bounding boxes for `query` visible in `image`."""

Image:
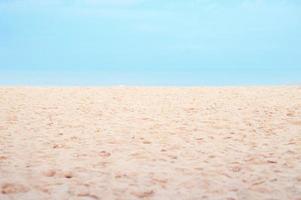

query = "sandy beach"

[0,87,300,200]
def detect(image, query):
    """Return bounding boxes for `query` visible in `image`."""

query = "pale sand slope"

[0,87,301,200]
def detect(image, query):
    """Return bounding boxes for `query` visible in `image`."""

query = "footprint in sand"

[286,111,295,117]
[231,165,242,172]
[43,169,56,177]
[131,190,154,198]
[64,171,73,179]
[289,121,301,126]
[0,156,8,160]
[43,169,74,179]
[77,192,99,199]
[1,183,29,194]
[98,151,111,158]
[52,144,65,149]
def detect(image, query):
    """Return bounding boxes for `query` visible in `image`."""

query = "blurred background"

[0,0,300,85]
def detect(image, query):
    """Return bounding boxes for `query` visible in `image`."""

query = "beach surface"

[0,87,301,200]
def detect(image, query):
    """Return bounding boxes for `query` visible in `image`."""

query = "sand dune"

[0,87,300,200]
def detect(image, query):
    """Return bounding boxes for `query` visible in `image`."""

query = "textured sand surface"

[0,87,301,200]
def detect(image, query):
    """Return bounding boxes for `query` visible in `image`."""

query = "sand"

[0,87,301,200]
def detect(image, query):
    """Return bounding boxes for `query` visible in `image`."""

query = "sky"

[0,0,300,85]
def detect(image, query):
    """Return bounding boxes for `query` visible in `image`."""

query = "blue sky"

[0,0,300,85]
